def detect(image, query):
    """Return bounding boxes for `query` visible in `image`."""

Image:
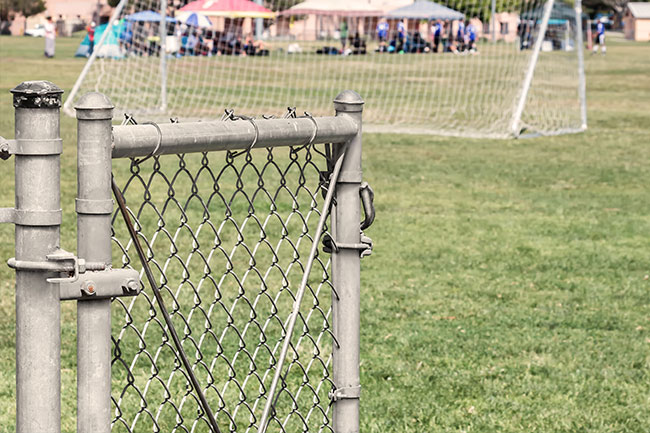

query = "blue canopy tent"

[125,10,178,23]
[386,0,464,21]
[75,21,126,58]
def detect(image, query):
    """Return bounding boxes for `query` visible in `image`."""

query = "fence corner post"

[11,80,64,433]
[74,92,115,433]
[332,90,364,433]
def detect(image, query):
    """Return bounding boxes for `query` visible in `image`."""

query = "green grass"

[1,34,650,432]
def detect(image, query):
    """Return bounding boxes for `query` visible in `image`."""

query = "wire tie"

[131,122,162,164]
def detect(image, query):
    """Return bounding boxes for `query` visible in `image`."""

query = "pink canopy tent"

[178,0,275,19]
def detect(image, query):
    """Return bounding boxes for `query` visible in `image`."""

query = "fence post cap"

[11,81,63,109]
[333,90,364,113]
[75,92,114,120]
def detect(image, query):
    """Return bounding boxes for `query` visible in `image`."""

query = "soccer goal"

[64,0,587,138]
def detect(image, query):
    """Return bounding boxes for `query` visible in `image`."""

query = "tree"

[583,0,648,16]
[0,0,45,32]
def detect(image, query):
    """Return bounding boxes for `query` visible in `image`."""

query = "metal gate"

[1,81,374,433]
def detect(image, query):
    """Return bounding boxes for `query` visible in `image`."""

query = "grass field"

[1,34,650,433]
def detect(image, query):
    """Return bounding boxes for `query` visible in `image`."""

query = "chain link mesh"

[110,115,338,432]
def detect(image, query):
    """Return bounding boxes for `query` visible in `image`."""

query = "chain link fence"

[108,100,366,432]
[3,82,367,433]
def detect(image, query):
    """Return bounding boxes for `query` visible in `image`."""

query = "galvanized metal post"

[75,93,115,433]
[574,0,588,131]
[254,0,264,39]
[160,0,168,111]
[12,81,64,433]
[331,91,364,433]
[510,0,555,136]
[491,0,497,43]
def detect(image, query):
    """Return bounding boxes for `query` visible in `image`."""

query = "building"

[489,12,519,43]
[623,2,650,41]
[7,0,112,36]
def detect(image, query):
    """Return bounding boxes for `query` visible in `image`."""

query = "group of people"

[178,30,268,57]
[116,21,268,58]
[373,18,478,55]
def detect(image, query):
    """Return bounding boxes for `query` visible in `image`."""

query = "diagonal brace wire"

[257,143,349,433]
[111,175,222,433]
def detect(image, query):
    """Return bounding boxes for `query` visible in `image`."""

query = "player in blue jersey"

[456,20,465,52]
[397,20,407,49]
[466,21,477,53]
[592,19,606,55]
[377,18,389,52]
[432,20,443,52]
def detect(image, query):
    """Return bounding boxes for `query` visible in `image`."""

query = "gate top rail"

[111,115,359,159]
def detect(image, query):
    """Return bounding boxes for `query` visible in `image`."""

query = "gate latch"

[59,268,141,301]
[8,248,105,284]
[7,248,142,300]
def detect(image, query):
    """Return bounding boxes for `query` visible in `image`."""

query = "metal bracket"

[322,233,373,258]
[7,248,106,284]
[0,136,63,159]
[0,208,62,226]
[329,385,361,402]
[60,268,141,301]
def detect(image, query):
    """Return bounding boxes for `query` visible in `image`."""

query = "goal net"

[64,0,587,138]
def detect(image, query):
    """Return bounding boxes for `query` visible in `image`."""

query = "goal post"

[64,0,587,138]
[510,0,554,137]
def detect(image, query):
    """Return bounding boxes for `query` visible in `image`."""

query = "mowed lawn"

[0,34,649,432]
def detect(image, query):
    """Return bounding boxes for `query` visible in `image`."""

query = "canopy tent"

[386,0,464,21]
[125,10,178,22]
[279,0,383,17]
[180,12,213,28]
[74,21,125,58]
[178,0,275,19]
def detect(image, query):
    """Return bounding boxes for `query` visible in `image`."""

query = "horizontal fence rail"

[111,117,359,159]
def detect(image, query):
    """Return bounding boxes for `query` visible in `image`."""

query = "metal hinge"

[323,232,373,258]
[329,385,361,402]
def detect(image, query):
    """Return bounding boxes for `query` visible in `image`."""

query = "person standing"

[44,16,56,58]
[466,20,477,53]
[592,19,606,55]
[397,19,406,50]
[86,22,96,57]
[340,20,348,52]
[456,20,465,52]
[432,20,442,52]
[376,18,389,51]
